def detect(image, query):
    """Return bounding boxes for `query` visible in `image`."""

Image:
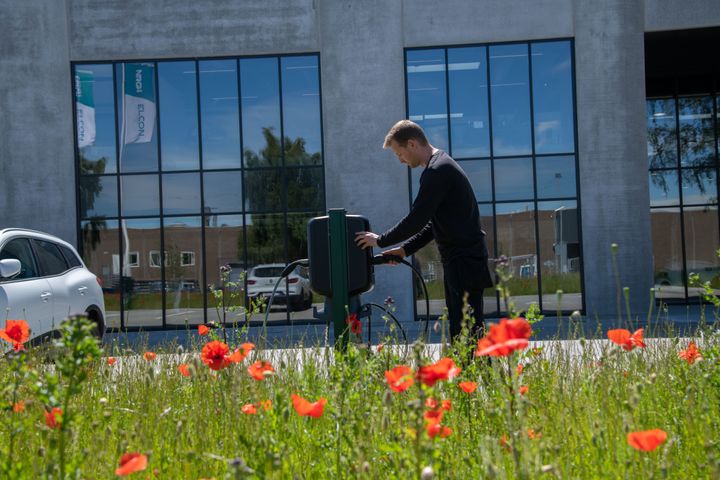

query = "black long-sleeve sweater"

[377,150,488,264]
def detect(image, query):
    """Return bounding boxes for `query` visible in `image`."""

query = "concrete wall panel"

[646,0,720,32]
[404,0,574,46]
[68,0,319,60]
[319,0,416,319]
[574,0,653,317]
[0,0,76,244]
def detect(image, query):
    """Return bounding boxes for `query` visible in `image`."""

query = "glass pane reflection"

[536,156,576,199]
[80,175,118,219]
[158,61,199,171]
[494,157,533,201]
[199,59,241,170]
[121,175,159,216]
[285,167,323,211]
[204,215,247,325]
[681,168,717,205]
[531,42,575,154]
[679,96,715,167]
[684,205,720,298]
[406,49,449,151]
[490,44,532,156]
[75,64,117,174]
[203,171,243,214]
[650,207,684,299]
[162,173,201,215]
[80,219,120,328]
[647,98,677,169]
[537,201,581,311]
[649,170,680,207]
[282,56,322,166]
[495,202,538,312]
[241,58,281,168]
[122,218,162,327]
[245,169,283,212]
[448,47,490,158]
[163,217,204,325]
[116,63,159,173]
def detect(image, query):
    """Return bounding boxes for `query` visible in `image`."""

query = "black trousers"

[442,257,490,342]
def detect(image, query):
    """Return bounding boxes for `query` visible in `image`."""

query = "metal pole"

[328,209,350,351]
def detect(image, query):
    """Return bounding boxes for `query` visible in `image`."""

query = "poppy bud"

[362,462,370,473]
[99,397,108,405]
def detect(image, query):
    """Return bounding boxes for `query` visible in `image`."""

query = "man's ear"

[406,139,417,150]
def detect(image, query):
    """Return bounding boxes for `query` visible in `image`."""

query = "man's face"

[389,139,422,168]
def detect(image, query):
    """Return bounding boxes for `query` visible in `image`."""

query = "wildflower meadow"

[1,286,720,478]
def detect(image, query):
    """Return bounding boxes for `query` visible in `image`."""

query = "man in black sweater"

[355,120,493,343]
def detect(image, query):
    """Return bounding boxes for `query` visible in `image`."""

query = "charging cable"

[372,254,432,340]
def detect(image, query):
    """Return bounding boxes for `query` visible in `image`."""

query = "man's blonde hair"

[383,120,429,148]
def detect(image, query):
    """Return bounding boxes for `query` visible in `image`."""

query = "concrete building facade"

[1,0,720,334]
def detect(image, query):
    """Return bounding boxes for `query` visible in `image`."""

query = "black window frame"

[71,53,326,331]
[404,37,585,320]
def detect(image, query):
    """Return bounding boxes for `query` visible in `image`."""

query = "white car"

[246,263,313,311]
[0,228,106,346]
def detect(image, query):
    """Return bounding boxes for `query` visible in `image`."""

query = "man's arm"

[401,221,433,257]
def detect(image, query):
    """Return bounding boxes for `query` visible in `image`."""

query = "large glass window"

[406,39,581,317]
[647,94,720,302]
[74,54,324,330]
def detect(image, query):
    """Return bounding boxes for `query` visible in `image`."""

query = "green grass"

[1,319,719,478]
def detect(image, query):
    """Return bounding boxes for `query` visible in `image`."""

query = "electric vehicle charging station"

[262,208,429,351]
[307,209,374,350]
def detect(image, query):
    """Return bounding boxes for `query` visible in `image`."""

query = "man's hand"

[382,247,406,265]
[355,231,380,249]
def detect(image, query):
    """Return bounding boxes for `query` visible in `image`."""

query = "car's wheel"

[85,307,105,340]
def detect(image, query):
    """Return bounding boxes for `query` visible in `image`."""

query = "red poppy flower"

[0,320,30,350]
[607,328,646,351]
[425,419,452,438]
[247,360,275,381]
[500,434,512,452]
[519,385,529,396]
[241,403,257,415]
[441,399,451,411]
[291,394,326,418]
[107,357,117,366]
[527,428,542,439]
[516,363,524,375]
[423,409,444,422]
[425,398,438,409]
[45,407,62,429]
[346,313,361,335]
[260,399,272,411]
[227,342,254,363]
[178,364,191,377]
[115,452,148,476]
[198,324,210,336]
[385,365,414,392]
[679,342,702,364]
[376,343,384,352]
[13,401,25,413]
[143,351,157,361]
[627,429,667,452]
[417,358,461,386]
[459,381,477,393]
[475,318,532,357]
[201,341,232,371]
